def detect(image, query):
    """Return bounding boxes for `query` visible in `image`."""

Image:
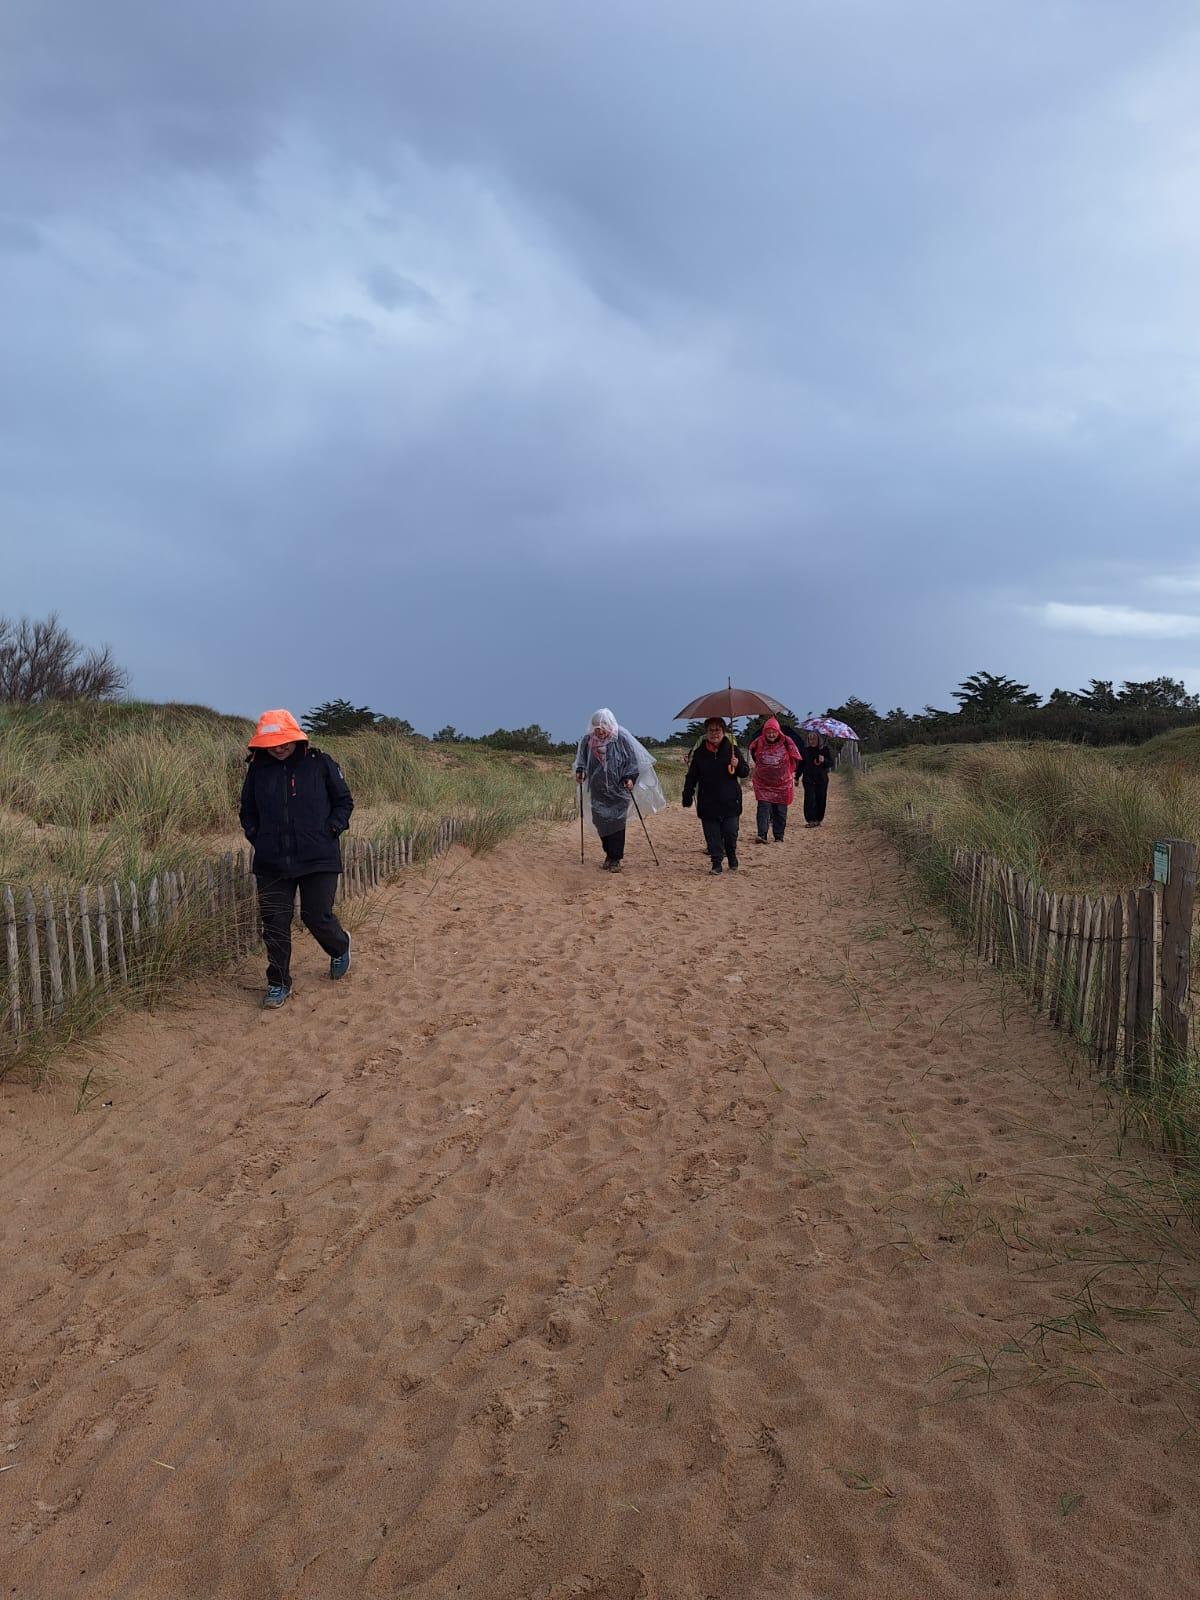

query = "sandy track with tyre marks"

[2,798,1198,1599]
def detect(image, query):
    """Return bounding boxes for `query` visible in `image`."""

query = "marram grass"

[0,703,577,887]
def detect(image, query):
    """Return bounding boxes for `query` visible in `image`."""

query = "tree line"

[308,671,1200,753]
[3,617,1196,755]
[825,671,1200,752]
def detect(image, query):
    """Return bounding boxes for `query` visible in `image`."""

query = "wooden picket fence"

[1,819,465,1055]
[943,830,1197,1091]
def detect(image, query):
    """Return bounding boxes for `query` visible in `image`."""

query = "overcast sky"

[3,1,1199,737]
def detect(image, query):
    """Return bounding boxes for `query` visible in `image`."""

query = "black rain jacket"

[798,744,834,785]
[682,738,750,820]
[239,742,354,878]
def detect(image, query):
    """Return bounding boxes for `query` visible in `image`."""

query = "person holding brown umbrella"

[681,716,750,873]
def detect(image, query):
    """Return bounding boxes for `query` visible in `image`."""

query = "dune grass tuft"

[859,741,1200,894]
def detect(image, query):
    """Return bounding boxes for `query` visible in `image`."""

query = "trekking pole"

[628,787,660,867]
[578,782,585,864]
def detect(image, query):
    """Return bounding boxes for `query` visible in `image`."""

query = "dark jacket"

[777,723,807,777]
[239,743,354,877]
[682,739,749,820]
[798,744,833,785]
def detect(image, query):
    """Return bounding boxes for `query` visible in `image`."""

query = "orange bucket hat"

[248,708,306,749]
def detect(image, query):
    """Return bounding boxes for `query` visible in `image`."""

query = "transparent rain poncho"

[574,709,668,838]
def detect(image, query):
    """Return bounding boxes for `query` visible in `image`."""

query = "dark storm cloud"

[2,1,1199,734]
[364,267,438,317]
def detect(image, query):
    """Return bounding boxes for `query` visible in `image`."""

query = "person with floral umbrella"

[681,716,750,873]
[798,730,834,827]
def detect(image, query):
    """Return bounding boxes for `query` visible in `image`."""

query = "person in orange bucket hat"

[239,709,354,1008]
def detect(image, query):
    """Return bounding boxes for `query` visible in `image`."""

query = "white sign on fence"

[1153,841,1170,885]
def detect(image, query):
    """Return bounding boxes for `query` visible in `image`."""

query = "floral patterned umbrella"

[800,715,859,741]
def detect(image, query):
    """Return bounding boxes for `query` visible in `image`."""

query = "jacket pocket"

[296,826,335,858]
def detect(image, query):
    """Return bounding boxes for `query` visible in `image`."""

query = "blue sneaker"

[263,983,291,1009]
[330,936,351,980]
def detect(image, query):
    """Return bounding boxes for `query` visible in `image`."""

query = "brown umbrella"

[674,681,791,721]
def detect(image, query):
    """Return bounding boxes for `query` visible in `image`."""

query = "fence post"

[1159,838,1197,1065]
[1130,883,1158,1091]
[79,886,96,989]
[1051,894,1066,1009]
[1003,868,1019,967]
[1016,874,1032,973]
[111,882,129,984]
[23,887,43,1027]
[1100,895,1122,1077]
[1077,896,1098,1040]
[1030,890,1048,1009]
[96,885,111,990]
[4,887,21,1038]
[43,886,65,1021]
[965,853,980,945]
[62,885,78,1000]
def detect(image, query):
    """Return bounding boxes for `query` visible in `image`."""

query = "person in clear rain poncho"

[574,709,667,872]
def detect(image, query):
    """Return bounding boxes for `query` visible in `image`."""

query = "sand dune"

[2,801,1198,1599]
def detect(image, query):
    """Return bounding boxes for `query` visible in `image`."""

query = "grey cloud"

[364,265,438,315]
[0,216,41,253]
[2,1,1199,734]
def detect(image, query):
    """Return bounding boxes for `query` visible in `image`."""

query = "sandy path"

[2,797,1197,1599]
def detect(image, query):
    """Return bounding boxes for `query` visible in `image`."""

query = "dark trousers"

[701,814,740,864]
[600,827,626,862]
[256,871,349,988]
[802,777,829,824]
[755,801,788,840]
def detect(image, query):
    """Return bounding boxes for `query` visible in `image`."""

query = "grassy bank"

[0,701,577,887]
[860,741,1200,894]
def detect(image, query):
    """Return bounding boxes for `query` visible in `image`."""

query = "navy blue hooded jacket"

[239,742,354,877]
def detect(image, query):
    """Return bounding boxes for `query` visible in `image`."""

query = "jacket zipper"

[283,763,293,867]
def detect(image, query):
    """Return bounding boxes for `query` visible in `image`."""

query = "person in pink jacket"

[749,716,801,843]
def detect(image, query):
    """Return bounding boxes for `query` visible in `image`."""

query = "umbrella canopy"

[801,715,859,741]
[675,685,791,721]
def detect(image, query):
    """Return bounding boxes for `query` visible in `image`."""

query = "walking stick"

[579,782,585,864]
[628,787,660,867]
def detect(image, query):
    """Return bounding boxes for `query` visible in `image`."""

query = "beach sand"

[2,799,1197,1598]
